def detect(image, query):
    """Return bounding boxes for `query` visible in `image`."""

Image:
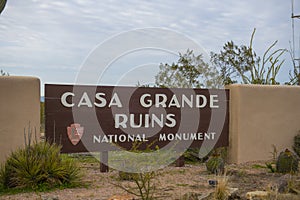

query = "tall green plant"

[211,28,286,85]
[286,46,300,85]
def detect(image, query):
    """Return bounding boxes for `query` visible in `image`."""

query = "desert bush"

[113,141,162,200]
[276,149,299,174]
[116,171,156,200]
[206,154,225,175]
[0,141,81,191]
[293,133,300,158]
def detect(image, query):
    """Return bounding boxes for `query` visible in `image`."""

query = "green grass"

[252,164,267,169]
[68,153,100,164]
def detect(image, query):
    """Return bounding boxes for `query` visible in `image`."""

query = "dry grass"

[214,173,230,200]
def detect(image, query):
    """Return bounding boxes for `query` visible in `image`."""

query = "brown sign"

[45,84,229,153]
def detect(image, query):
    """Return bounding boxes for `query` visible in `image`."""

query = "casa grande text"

[61,92,219,129]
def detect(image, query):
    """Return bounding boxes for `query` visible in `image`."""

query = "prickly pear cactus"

[206,155,225,174]
[276,149,299,174]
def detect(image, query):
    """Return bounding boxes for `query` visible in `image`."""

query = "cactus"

[293,133,300,158]
[206,155,225,174]
[276,149,299,174]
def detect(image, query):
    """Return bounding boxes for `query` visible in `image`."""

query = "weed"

[214,173,230,200]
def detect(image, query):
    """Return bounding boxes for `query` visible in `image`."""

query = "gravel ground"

[1,160,299,200]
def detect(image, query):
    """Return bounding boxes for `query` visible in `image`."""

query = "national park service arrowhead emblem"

[67,123,84,145]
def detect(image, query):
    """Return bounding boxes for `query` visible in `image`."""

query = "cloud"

[0,0,297,93]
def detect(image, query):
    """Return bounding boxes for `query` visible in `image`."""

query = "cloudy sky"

[0,0,299,94]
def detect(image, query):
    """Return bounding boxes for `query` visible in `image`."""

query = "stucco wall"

[226,84,300,163]
[1,79,299,164]
[0,76,40,163]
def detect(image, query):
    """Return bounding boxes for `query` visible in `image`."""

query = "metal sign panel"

[45,84,229,153]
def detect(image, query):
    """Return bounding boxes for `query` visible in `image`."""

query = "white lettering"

[140,94,152,108]
[61,92,74,107]
[165,114,176,128]
[155,94,167,107]
[167,134,174,141]
[109,93,122,107]
[78,92,92,107]
[182,95,193,108]
[169,95,180,107]
[130,114,142,128]
[159,134,166,141]
[119,135,126,142]
[196,95,207,108]
[114,114,128,128]
[151,114,164,127]
[94,93,107,107]
[101,135,109,143]
[93,135,101,143]
[210,95,219,108]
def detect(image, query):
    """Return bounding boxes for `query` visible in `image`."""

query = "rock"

[228,192,241,199]
[228,188,240,200]
[108,194,135,200]
[246,191,269,200]
[229,187,239,194]
[277,174,290,193]
[208,179,218,186]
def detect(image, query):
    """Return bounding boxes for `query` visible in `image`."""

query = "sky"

[0,0,300,95]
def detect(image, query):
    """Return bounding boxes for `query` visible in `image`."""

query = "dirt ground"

[0,160,299,200]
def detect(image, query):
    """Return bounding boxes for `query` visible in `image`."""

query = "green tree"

[211,28,286,85]
[155,49,222,89]
[0,0,7,15]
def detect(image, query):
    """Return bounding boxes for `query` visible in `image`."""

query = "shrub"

[293,133,300,158]
[0,142,81,191]
[206,154,225,175]
[276,149,299,174]
[115,171,156,200]
[113,141,160,200]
